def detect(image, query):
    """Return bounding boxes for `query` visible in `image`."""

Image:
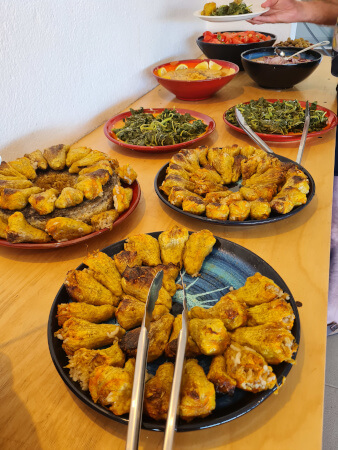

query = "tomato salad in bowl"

[203,30,273,45]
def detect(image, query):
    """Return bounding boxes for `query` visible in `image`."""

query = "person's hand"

[248,0,302,24]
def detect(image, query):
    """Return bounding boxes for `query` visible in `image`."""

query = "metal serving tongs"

[126,270,164,450]
[163,272,188,450]
[296,100,310,164]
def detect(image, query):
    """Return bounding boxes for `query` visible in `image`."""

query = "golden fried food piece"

[182,196,206,215]
[66,147,91,166]
[205,202,229,220]
[179,359,215,422]
[183,229,216,277]
[0,186,42,210]
[250,200,271,220]
[228,200,251,221]
[284,167,309,193]
[170,149,200,173]
[56,302,115,326]
[0,179,33,190]
[189,318,230,356]
[207,355,236,395]
[247,298,295,329]
[116,164,137,185]
[204,190,231,204]
[121,266,172,309]
[113,250,143,275]
[28,188,59,215]
[158,225,189,268]
[64,269,119,306]
[194,145,209,166]
[240,184,278,202]
[166,163,191,181]
[113,185,133,213]
[0,217,7,238]
[90,209,119,231]
[66,341,125,390]
[231,323,298,364]
[243,167,287,188]
[231,272,284,306]
[9,157,37,180]
[120,313,174,362]
[6,211,51,243]
[193,179,226,196]
[241,156,263,181]
[54,317,125,355]
[0,162,27,179]
[55,187,84,209]
[153,263,180,296]
[225,343,277,392]
[88,358,135,415]
[68,150,107,173]
[45,217,93,242]
[165,314,201,358]
[218,191,243,206]
[144,362,174,421]
[24,149,48,170]
[232,154,246,182]
[124,234,161,266]
[190,165,223,185]
[115,295,169,330]
[207,147,234,184]
[240,145,257,158]
[77,169,110,187]
[83,250,122,297]
[168,187,203,207]
[160,174,196,197]
[78,159,114,176]
[43,144,70,170]
[189,293,247,330]
[270,187,307,214]
[75,177,103,200]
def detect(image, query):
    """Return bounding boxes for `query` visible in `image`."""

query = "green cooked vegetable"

[112,108,208,146]
[212,0,252,15]
[225,98,328,135]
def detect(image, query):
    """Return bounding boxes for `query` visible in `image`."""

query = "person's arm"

[249,0,338,25]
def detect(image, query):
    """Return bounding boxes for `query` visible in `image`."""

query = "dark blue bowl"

[241,46,322,89]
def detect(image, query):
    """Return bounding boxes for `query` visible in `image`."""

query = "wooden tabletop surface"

[1,57,336,450]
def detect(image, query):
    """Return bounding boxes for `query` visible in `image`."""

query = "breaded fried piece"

[160,174,196,197]
[170,149,200,173]
[9,157,37,180]
[243,167,286,188]
[228,200,251,221]
[66,341,125,390]
[116,164,137,185]
[207,355,236,395]
[270,187,307,214]
[66,147,91,166]
[218,191,243,206]
[77,169,110,186]
[57,302,115,326]
[115,295,169,330]
[189,293,247,330]
[231,323,298,364]
[6,211,51,243]
[194,145,209,166]
[0,179,33,190]
[250,200,271,220]
[193,179,226,196]
[240,145,257,158]
[225,343,276,392]
[124,234,161,266]
[166,164,191,180]
[0,217,7,238]
[43,144,70,170]
[190,166,223,185]
[64,269,119,306]
[205,202,229,220]
[240,184,278,202]
[0,186,42,210]
[90,209,119,231]
[241,156,262,181]
[165,314,201,358]
[183,229,216,277]
[182,196,206,215]
[54,317,125,355]
[83,250,122,297]
[179,359,215,422]
[113,185,133,213]
[68,150,107,173]
[231,272,284,306]
[158,225,189,268]
[284,167,309,193]
[168,187,202,207]
[232,154,246,182]
[153,263,180,296]
[78,159,114,176]
[55,187,84,209]
[120,313,174,362]
[28,188,58,215]
[24,149,48,170]
[204,190,230,204]
[247,298,295,329]
[88,359,135,415]
[113,250,143,275]
[0,162,27,179]
[75,177,103,200]
[221,145,241,157]
[144,362,174,421]
[207,147,234,184]
[45,217,93,242]
[189,318,230,356]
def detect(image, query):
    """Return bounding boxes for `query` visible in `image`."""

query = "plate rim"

[193,8,269,22]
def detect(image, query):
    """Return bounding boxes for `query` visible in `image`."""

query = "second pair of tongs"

[235,101,310,165]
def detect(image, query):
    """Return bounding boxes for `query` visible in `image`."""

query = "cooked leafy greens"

[112,108,208,146]
[212,0,252,15]
[225,98,328,135]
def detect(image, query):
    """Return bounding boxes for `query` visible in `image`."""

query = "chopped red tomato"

[203,31,272,45]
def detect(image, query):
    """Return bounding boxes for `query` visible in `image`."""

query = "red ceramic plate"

[104,108,216,153]
[0,180,141,249]
[223,99,338,142]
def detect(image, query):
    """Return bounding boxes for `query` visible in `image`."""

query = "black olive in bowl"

[241,47,322,89]
[196,32,276,71]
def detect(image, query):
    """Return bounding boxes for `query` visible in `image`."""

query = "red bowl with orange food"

[152,58,239,101]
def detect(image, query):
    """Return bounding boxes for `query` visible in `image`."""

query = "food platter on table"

[193,7,269,23]
[223,99,338,143]
[48,231,300,431]
[104,108,216,153]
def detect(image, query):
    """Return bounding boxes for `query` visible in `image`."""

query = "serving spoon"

[275,40,329,59]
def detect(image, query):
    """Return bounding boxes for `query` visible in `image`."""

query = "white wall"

[0,0,292,160]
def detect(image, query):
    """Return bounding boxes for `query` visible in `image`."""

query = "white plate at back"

[193,7,269,22]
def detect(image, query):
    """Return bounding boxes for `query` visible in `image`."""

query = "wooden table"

[0,57,336,450]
